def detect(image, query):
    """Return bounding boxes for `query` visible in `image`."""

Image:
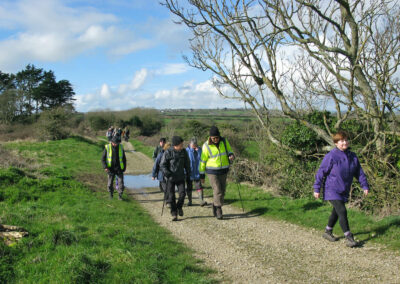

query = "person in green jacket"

[200,126,234,219]
[101,136,127,200]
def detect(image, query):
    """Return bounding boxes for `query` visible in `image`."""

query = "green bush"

[183,120,209,140]
[38,107,72,140]
[279,158,320,198]
[281,122,321,152]
[140,115,163,136]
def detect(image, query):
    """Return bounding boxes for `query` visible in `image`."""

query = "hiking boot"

[171,212,178,221]
[118,194,123,201]
[216,207,223,220]
[212,204,217,217]
[322,230,338,242]
[178,208,184,217]
[345,233,357,248]
[187,201,193,206]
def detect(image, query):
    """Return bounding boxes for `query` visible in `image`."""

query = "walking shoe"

[178,208,184,216]
[322,230,338,242]
[171,212,178,221]
[118,194,123,201]
[216,207,223,220]
[187,201,192,206]
[345,233,357,248]
[212,204,217,217]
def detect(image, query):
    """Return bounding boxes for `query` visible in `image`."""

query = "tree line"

[0,64,75,123]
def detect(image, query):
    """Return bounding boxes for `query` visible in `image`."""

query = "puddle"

[124,174,159,189]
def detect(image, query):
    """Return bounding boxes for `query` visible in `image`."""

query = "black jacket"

[160,147,191,182]
[101,144,127,174]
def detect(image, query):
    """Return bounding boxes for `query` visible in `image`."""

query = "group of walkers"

[151,126,234,221]
[102,123,369,248]
[106,126,130,143]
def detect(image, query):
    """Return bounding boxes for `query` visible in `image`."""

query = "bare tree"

[163,0,400,158]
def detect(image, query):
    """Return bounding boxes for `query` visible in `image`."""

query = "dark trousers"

[107,173,124,195]
[328,200,350,233]
[167,179,186,215]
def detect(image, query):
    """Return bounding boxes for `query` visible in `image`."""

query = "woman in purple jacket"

[313,131,369,247]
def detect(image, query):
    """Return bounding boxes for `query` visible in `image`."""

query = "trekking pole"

[161,190,166,216]
[232,164,244,212]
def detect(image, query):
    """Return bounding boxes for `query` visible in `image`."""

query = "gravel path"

[124,144,400,283]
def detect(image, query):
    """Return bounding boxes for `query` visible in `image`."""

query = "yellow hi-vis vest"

[199,138,233,174]
[105,143,124,170]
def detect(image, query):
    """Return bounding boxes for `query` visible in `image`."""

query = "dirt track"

[123,141,400,283]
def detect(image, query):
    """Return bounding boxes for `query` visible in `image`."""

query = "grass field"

[0,137,215,283]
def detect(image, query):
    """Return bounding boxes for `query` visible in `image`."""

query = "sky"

[0,0,245,112]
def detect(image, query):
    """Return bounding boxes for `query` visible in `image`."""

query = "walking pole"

[232,164,244,212]
[161,190,166,216]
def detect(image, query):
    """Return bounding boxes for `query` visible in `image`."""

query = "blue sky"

[0,0,244,112]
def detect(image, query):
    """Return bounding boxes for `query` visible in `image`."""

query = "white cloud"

[75,72,244,112]
[0,0,166,71]
[118,69,148,93]
[155,63,189,75]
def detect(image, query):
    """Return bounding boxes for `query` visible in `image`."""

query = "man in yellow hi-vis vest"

[101,136,127,200]
[200,126,234,219]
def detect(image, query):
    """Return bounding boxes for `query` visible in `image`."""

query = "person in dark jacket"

[160,136,191,221]
[152,142,171,206]
[186,137,206,206]
[101,136,127,200]
[313,130,369,247]
[153,138,166,160]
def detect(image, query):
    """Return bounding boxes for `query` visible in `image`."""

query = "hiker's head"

[190,137,198,149]
[332,130,350,151]
[159,137,166,147]
[172,136,184,151]
[163,142,171,150]
[111,136,119,146]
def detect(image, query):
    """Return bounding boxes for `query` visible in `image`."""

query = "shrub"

[38,107,72,140]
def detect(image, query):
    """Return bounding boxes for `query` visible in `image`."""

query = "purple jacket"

[313,148,369,201]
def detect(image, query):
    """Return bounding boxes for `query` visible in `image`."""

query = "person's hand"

[314,192,320,199]
[152,177,155,180]
[363,190,369,196]
[104,168,109,172]
[200,179,205,184]
[229,154,235,162]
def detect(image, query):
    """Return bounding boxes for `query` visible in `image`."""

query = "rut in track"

[123,141,400,284]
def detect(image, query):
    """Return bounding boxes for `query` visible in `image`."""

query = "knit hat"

[111,136,119,144]
[172,136,183,146]
[209,126,220,137]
